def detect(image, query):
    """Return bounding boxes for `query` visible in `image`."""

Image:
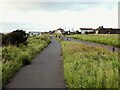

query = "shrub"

[2,46,21,63]
[2,30,28,46]
[19,52,31,66]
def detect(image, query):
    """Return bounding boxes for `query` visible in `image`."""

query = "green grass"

[61,41,119,88]
[2,34,51,87]
[67,34,120,48]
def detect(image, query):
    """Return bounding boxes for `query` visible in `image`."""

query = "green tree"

[2,30,28,46]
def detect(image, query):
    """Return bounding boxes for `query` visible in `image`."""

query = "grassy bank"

[67,34,120,48]
[2,35,51,87]
[61,41,119,88]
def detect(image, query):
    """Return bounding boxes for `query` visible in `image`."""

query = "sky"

[0,0,119,33]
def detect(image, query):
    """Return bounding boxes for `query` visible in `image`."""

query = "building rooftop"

[80,28,95,30]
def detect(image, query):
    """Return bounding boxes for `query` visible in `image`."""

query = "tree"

[2,30,28,46]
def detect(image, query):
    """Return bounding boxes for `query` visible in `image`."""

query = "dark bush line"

[2,30,28,47]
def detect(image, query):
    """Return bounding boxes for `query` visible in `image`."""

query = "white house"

[53,28,65,34]
[79,28,95,34]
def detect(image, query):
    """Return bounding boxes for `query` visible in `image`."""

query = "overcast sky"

[0,0,119,33]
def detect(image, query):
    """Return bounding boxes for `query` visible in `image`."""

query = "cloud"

[0,2,118,33]
[0,2,117,12]
[0,0,119,2]
[2,6,118,26]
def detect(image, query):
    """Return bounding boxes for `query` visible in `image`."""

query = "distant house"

[52,28,65,34]
[96,26,120,34]
[29,31,41,36]
[79,28,95,34]
[63,30,76,35]
[63,31,70,35]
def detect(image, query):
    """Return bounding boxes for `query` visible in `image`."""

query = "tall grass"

[67,34,120,48]
[2,35,51,87]
[62,41,119,88]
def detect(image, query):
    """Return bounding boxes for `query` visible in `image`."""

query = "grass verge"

[61,41,119,88]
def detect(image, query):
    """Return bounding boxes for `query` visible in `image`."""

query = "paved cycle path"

[4,36,66,89]
[61,36,120,52]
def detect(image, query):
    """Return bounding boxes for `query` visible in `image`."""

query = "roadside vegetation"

[61,41,119,88]
[2,31,51,87]
[67,34,120,48]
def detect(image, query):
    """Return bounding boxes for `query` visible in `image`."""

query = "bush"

[2,46,21,63]
[19,52,31,66]
[2,30,28,46]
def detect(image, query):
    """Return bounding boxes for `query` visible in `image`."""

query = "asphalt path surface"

[61,36,120,52]
[4,36,67,89]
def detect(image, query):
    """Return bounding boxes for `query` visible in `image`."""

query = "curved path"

[4,36,67,89]
[61,36,120,52]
